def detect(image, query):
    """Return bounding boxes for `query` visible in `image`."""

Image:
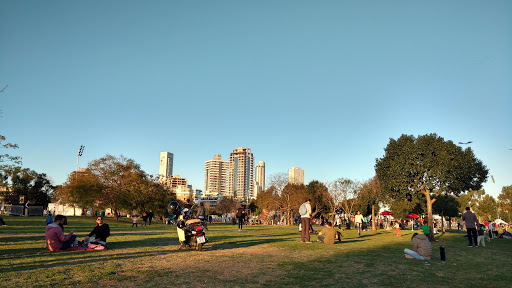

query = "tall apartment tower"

[227,147,254,201]
[255,161,265,195]
[289,166,304,185]
[204,154,229,197]
[159,152,173,181]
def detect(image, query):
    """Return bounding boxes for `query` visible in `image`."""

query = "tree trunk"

[114,208,119,221]
[448,216,452,231]
[424,191,435,241]
[371,204,376,231]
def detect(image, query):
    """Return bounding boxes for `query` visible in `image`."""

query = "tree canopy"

[375,133,488,239]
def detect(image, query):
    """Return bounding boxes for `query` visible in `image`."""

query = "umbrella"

[379,211,393,216]
[405,213,420,219]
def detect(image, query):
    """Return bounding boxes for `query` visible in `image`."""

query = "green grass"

[0,216,511,287]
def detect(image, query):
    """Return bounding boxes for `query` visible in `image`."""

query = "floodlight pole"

[76,145,85,181]
[492,175,499,219]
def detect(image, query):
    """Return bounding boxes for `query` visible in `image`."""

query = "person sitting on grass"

[404,233,432,261]
[45,215,76,251]
[318,222,342,244]
[0,217,7,226]
[84,216,110,248]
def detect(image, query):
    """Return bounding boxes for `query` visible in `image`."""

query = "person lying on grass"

[404,233,432,260]
[83,216,110,248]
[45,215,76,251]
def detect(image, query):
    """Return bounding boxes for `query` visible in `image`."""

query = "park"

[1,216,511,288]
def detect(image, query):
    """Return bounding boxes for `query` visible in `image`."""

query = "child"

[132,215,138,228]
[394,221,401,237]
[421,220,431,242]
[477,224,486,247]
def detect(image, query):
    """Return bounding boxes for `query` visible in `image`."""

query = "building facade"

[288,166,304,185]
[159,152,173,181]
[255,161,265,195]
[204,154,229,198]
[227,147,254,201]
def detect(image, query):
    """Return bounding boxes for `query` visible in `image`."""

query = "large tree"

[475,194,498,222]
[55,168,104,215]
[498,185,512,223]
[0,135,22,172]
[432,194,460,232]
[375,133,488,240]
[254,186,280,214]
[329,178,360,221]
[88,154,144,220]
[306,180,332,218]
[356,176,385,231]
[280,183,307,225]
[0,166,53,207]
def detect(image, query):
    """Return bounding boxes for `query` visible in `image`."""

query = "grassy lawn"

[0,216,511,288]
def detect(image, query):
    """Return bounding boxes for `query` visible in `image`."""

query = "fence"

[4,205,44,216]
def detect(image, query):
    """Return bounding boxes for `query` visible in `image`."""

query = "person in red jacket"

[45,215,76,251]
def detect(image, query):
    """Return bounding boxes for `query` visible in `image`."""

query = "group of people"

[45,215,110,252]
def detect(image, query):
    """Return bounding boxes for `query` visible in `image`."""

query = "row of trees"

[55,155,176,219]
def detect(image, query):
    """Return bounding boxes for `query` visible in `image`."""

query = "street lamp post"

[491,175,499,219]
[76,145,85,180]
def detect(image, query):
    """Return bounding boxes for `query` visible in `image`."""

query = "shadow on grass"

[0,249,178,274]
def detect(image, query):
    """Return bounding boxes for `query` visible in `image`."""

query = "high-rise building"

[165,175,187,188]
[204,155,229,197]
[255,161,265,195]
[289,166,304,185]
[227,147,254,201]
[159,152,173,181]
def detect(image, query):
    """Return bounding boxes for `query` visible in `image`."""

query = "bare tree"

[330,178,360,220]
[267,172,288,195]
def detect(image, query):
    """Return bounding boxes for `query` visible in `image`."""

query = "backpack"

[299,203,307,216]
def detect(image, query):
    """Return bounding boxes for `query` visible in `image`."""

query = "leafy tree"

[433,194,460,232]
[0,166,53,207]
[475,194,497,222]
[329,178,360,220]
[356,176,385,230]
[0,135,22,172]
[375,133,488,240]
[216,198,238,216]
[498,185,512,223]
[280,183,307,225]
[306,180,332,218]
[122,173,175,216]
[457,189,485,215]
[55,169,104,215]
[254,186,279,214]
[88,154,144,220]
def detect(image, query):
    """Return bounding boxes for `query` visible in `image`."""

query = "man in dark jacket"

[462,207,480,247]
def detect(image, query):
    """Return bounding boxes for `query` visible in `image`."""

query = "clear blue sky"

[1,1,511,198]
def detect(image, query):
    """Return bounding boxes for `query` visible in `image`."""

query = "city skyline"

[0,1,510,199]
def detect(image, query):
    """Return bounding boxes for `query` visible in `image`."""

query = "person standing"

[147,210,154,225]
[354,211,364,237]
[462,207,479,247]
[236,205,246,231]
[132,215,138,228]
[421,220,431,241]
[300,198,312,243]
[142,212,148,228]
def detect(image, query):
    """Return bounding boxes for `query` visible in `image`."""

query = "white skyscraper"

[159,152,173,181]
[227,147,254,201]
[289,166,304,185]
[255,161,265,196]
[204,154,229,197]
